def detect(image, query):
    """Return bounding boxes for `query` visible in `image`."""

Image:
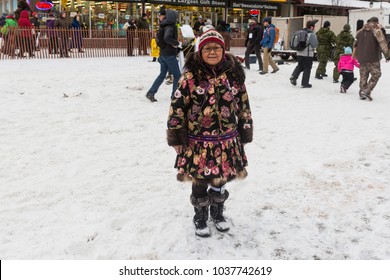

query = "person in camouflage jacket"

[315,21,336,79]
[332,24,355,83]
[354,17,390,101]
[167,30,253,237]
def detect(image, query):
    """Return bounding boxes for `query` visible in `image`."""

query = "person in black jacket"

[244,17,263,70]
[146,8,181,102]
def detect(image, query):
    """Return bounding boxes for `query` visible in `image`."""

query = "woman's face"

[201,43,223,66]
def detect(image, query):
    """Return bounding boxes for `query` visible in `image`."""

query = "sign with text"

[231,1,280,11]
[148,0,228,8]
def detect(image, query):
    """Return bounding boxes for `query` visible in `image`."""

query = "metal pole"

[116,2,119,38]
[89,2,92,39]
[288,0,291,17]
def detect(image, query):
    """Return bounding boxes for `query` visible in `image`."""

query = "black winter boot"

[209,189,230,232]
[190,195,210,237]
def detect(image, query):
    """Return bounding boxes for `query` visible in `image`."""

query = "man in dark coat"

[315,21,336,79]
[354,17,390,101]
[146,8,181,102]
[244,17,263,71]
[137,13,149,55]
[55,11,70,57]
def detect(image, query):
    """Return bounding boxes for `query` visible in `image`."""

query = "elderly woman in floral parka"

[167,29,253,237]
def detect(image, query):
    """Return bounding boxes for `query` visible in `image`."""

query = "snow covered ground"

[1,56,390,260]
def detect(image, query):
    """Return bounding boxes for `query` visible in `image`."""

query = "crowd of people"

[290,17,389,101]
[0,0,85,58]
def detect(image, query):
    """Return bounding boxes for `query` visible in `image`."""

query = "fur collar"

[184,52,246,85]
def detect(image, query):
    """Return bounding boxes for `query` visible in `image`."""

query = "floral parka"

[167,52,253,181]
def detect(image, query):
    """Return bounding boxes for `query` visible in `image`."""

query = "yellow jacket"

[150,38,160,58]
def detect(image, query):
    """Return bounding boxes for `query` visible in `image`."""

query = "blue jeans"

[147,55,181,98]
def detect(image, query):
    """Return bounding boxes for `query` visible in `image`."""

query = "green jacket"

[1,18,17,36]
[316,27,336,53]
[334,30,355,61]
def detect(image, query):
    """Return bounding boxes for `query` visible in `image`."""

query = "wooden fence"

[0,28,245,60]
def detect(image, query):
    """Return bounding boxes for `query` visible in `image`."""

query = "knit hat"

[198,29,225,51]
[343,24,351,32]
[323,21,330,28]
[202,25,215,34]
[344,46,352,54]
[263,17,271,24]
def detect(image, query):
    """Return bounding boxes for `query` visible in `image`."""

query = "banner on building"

[231,1,280,11]
[148,0,228,8]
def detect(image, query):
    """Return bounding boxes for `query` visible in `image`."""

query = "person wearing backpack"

[244,17,263,71]
[259,17,279,75]
[315,21,336,79]
[289,20,318,88]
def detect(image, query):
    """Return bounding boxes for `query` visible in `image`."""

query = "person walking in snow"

[315,21,336,79]
[289,20,318,88]
[145,8,181,102]
[244,17,263,71]
[354,16,390,101]
[167,30,253,237]
[259,17,279,75]
[332,24,355,83]
[338,46,360,93]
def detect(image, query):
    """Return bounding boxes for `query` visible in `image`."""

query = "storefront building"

[2,0,289,32]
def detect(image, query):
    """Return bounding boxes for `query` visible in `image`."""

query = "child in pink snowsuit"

[338,46,360,93]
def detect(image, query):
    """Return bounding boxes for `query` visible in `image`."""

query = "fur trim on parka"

[184,51,246,85]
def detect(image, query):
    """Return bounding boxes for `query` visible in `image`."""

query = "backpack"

[267,26,280,48]
[273,27,280,47]
[290,29,308,51]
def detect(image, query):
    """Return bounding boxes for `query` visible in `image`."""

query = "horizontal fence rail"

[1,28,244,60]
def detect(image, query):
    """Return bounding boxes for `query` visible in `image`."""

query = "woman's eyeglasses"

[202,46,223,53]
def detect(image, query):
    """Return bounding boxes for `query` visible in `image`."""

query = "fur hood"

[184,52,246,85]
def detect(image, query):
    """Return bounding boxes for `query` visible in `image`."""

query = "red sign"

[36,2,54,10]
[250,9,260,16]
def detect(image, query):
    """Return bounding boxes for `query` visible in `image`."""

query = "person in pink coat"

[338,46,360,93]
